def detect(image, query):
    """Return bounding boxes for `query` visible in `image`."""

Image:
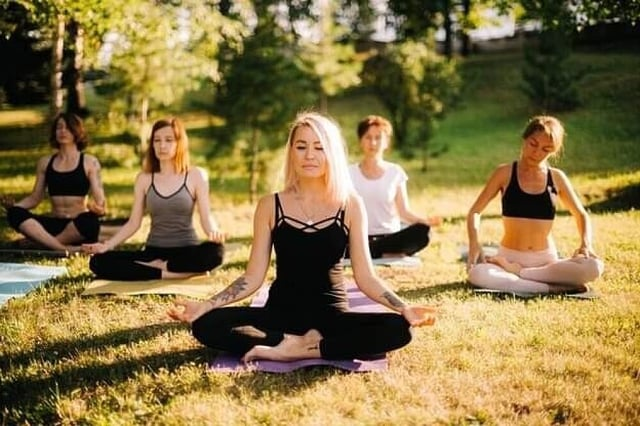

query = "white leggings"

[468,246,604,293]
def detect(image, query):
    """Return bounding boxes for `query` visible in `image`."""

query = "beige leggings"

[468,245,604,293]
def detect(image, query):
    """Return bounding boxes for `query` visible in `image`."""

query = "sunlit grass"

[1,46,639,424]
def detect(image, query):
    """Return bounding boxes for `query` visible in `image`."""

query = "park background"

[0,1,639,424]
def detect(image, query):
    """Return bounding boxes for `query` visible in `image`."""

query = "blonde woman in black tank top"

[168,112,436,364]
[82,118,224,280]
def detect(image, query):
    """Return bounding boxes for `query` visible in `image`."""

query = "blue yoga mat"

[0,262,67,306]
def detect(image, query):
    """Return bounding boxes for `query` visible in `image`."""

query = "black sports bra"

[502,162,557,220]
[45,153,91,196]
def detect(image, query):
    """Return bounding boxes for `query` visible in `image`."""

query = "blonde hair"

[282,111,353,204]
[143,118,190,173]
[522,115,565,158]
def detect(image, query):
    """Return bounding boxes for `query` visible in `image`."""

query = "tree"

[212,21,318,202]
[0,2,50,105]
[520,0,581,111]
[298,0,363,112]
[364,39,460,171]
[95,0,243,156]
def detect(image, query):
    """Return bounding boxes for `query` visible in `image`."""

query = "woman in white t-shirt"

[348,115,440,259]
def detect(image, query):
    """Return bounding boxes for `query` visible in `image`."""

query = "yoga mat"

[473,288,599,300]
[209,281,390,373]
[82,274,214,299]
[458,244,499,262]
[0,262,67,306]
[0,248,69,258]
[342,256,422,268]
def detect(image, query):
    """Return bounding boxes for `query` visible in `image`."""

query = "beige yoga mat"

[82,274,215,298]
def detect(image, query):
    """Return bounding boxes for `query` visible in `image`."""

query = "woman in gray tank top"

[82,118,224,280]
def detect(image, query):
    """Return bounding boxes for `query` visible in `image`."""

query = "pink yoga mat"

[209,281,390,372]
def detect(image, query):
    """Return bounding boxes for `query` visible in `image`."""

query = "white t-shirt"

[349,162,408,235]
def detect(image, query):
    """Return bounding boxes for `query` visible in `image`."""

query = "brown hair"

[522,115,565,157]
[356,115,393,140]
[49,112,88,150]
[143,118,190,173]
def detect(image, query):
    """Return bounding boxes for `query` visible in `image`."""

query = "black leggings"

[347,223,430,259]
[89,242,224,280]
[191,306,412,359]
[6,206,100,242]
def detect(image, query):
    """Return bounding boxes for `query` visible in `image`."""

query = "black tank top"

[265,193,349,314]
[45,153,90,196]
[502,162,557,220]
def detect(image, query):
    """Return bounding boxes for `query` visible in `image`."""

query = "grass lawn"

[1,46,639,425]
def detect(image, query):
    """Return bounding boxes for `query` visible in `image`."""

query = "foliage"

[1,45,640,424]
[297,0,364,111]
[211,20,318,201]
[363,38,460,169]
[518,0,582,111]
[0,2,50,104]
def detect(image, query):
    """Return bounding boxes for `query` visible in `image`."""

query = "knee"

[202,242,225,269]
[89,253,108,275]
[191,313,223,348]
[467,263,492,287]
[6,206,30,230]
[390,315,413,349]
[73,212,100,242]
[573,257,605,284]
[413,223,431,247]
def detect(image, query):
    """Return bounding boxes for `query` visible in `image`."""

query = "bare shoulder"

[549,166,568,180]
[134,171,152,187]
[256,192,276,211]
[549,167,571,188]
[36,154,53,170]
[344,192,365,221]
[254,193,277,226]
[83,153,102,170]
[189,166,208,181]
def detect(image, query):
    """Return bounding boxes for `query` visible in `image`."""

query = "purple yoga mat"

[209,281,390,372]
[211,353,388,373]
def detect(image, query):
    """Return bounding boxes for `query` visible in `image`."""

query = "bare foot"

[487,255,522,275]
[242,329,322,363]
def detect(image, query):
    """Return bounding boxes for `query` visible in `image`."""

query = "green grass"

[1,45,640,425]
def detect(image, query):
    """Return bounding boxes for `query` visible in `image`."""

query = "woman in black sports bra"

[466,115,604,294]
[1,112,106,253]
[168,112,436,363]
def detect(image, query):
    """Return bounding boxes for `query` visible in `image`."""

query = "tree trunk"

[248,127,260,203]
[460,0,471,56]
[138,96,150,162]
[442,0,453,58]
[50,14,65,119]
[66,20,88,116]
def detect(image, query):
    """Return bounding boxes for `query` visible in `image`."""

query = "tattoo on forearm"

[381,291,407,309]
[212,276,248,305]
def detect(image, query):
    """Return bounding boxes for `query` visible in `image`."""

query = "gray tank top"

[145,173,199,247]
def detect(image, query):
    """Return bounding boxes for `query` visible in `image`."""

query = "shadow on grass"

[0,319,349,423]
[587,183,640,213]
[398,281,470,299]
[0,323,206,415]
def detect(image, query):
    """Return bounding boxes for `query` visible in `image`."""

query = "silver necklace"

[297,197,315,225]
